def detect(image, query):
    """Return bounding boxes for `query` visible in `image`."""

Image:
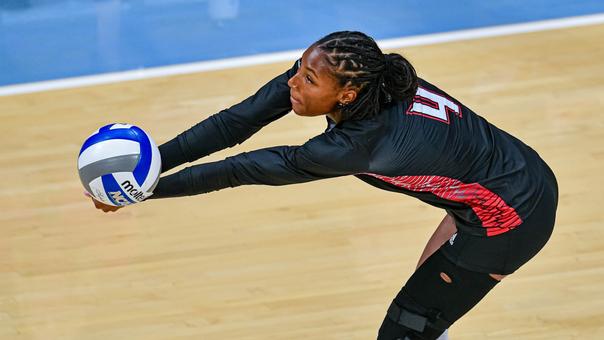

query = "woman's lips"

[290,93,301,105]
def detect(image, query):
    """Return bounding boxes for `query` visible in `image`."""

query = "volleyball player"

[89,31,558,339]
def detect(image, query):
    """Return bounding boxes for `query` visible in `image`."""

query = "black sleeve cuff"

[147,168,192,199]
[158,137,187,173]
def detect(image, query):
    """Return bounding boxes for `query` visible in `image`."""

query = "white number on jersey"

[406,87,461,124]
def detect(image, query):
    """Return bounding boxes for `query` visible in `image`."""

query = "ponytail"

[382,53,418,105]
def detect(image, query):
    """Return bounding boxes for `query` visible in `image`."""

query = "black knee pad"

[377,299,449,340]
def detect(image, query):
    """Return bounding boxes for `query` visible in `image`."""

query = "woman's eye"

[305,75,313,84]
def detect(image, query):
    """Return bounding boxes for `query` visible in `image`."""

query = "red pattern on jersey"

[366,174,522,236]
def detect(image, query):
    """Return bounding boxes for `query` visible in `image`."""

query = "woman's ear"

[339,88,357,105]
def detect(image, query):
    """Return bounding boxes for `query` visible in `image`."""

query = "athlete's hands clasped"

[85,192,123,213]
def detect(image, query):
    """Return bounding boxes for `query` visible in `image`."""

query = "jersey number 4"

[406,87,462,124]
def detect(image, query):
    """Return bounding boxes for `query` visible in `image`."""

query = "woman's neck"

[327,111,342,124]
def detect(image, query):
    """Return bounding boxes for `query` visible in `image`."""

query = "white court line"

[1,12,604,97]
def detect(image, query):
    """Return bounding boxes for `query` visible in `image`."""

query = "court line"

[1,12,603,96]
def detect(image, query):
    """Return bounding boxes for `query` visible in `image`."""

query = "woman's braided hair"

[314,31,418,120]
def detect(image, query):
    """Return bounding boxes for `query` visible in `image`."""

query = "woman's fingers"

[85,191,122,212]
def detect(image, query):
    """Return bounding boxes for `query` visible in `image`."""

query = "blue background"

[1,0,603,86]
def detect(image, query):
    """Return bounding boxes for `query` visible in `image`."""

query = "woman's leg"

[417,214,507,281]
[379,169,557,339]
[416,214,457,269]
[377,249,500,340]
[416,214,456,340]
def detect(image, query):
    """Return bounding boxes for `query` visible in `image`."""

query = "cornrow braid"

[314,31,418,121]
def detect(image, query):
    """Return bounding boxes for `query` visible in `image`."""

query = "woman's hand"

[84,192,123,213]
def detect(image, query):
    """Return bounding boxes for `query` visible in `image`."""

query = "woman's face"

[287,46,355,118]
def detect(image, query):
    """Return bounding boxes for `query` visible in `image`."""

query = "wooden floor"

[1,24,603,339]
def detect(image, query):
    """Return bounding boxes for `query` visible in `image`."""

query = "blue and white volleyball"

[78,123,162,206]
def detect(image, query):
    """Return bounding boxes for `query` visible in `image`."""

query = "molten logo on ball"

[120,180,147,201]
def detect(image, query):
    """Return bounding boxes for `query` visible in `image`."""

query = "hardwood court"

[1,24,603,339]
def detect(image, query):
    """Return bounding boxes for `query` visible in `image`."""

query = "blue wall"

[1,0,603,86]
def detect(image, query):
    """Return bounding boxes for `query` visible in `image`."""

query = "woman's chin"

[292,107,307,116]
[291,106,325,118]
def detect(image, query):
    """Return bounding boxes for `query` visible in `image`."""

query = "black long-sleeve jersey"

[152,61,554,237]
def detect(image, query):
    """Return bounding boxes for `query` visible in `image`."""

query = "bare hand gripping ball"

[78,123,162,206]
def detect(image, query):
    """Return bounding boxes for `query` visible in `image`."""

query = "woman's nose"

[288,73,298,88]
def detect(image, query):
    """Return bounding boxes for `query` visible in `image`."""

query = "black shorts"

[441,167,558,275]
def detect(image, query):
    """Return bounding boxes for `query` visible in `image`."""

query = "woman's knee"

[401,250,501,323]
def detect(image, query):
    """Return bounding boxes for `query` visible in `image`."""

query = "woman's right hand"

[85,192,123,213]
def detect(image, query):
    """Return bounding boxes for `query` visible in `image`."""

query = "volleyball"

[78,123,162,206]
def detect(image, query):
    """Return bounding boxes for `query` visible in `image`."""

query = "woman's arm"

[151,128,370,198]
[159,61,299,173]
